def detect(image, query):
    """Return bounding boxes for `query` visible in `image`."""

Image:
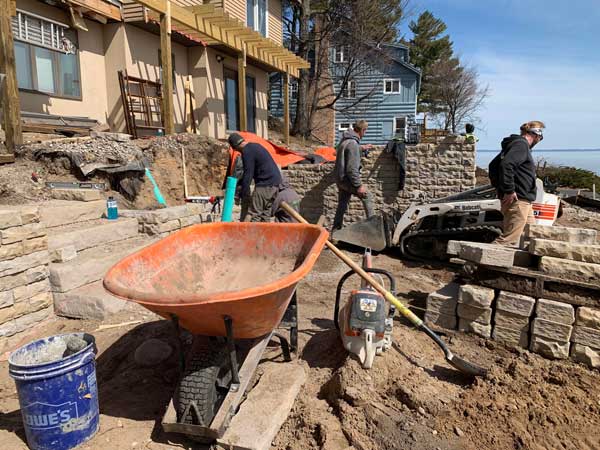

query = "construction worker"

[332,120,375,231]
[228,132,283,222]
[492,121,545,246]
[464,123,479,144]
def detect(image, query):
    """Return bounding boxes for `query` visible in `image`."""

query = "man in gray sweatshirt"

[332,120,375,230]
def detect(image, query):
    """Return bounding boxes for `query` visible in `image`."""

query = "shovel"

[281,202,488,377]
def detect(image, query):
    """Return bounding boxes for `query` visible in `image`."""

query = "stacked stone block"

[493,291,535,348]
[530,299,574,359]
[0,206,52,352]
[122,203,215,237]
[457,285,494,338]
[424,282,459,329]
[571,307,600,368]
[284,136,476,226]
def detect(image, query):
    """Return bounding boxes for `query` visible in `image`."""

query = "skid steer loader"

[331,179,561,261]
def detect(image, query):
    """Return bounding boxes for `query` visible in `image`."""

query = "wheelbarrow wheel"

[174,342,231,439]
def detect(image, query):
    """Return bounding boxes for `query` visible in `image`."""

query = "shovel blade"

[332,215,387,251]
[447,354,488,377]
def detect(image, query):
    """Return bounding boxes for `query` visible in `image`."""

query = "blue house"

[269,42,421,146]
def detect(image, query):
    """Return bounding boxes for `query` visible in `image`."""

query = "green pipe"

[221,176,237,222]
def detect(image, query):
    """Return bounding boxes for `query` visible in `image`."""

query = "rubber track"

[400,225,502,262]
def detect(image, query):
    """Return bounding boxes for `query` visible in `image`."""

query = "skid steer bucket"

[332,215,388,251]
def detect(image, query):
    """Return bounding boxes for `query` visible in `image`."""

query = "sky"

[399,0,600,150]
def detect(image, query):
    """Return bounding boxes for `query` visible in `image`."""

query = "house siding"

[268,0,282,44]
[225,0,246,24]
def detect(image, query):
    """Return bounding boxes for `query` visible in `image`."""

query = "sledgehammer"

[281,202,487,377]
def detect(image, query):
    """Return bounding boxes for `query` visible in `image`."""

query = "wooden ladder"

[118,70,164,138]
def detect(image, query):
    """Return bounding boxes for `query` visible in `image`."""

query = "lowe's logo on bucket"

[23,401,79,429]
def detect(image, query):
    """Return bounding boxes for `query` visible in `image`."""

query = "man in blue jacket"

[332,120,375,231]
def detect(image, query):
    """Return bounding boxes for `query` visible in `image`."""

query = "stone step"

[39,200,105,228]
[49,236,153,293]
[53,280,128,320]
[48,217,139,252]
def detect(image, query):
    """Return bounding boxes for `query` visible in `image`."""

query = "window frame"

[13,10,82,99]
[246,0,269,38]
[383,78,401,94]
[333,45,348,63]
[338,122,351,131]
[289,80,298,100]
[340,79,356,99]
[394,116,407,137]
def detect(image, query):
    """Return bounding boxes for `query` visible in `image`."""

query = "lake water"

[476,149,600,175]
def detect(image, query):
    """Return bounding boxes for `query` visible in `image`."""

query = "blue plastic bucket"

[8,333,100,450]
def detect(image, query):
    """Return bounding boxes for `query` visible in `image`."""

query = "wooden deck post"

[160,0,175,135]
[0,0,23,153]
[237,50,247,131]
[283,70,290,146]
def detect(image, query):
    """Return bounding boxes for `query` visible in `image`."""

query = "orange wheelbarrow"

[104,222,328,442]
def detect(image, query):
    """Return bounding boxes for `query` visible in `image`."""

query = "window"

[290,80,298,100]
[340,80,356,98]
[394,117,406,136]
[338,123,351,131]
[384,79,401,94]
[333,45,348,63]
[247,0,267,37]
[12,10,80,97]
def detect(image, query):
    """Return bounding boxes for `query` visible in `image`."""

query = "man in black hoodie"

[493,121,545,246]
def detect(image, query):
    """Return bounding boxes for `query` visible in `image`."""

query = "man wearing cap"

[228,133,283,222]
[493,121,545,246]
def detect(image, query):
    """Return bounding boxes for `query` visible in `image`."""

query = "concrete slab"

[525,224,597,245]
[535,299,575,325]
[529,238,600,264]
[539,256,600,285]
[218,362,306,450]
[426,283,459,315]
[458,242,516,268]
[530,336,570,359]
[496,291,535,317]
[53,280,127,320]
[51,189,102,202]
[531,318,573,342]
[492,326,528,348]
[576,307,600,329]
[48,218,139,252]
[458,284,495,308]
[424,311,457,330]
[40,200,105,228]
[457,304,492,325]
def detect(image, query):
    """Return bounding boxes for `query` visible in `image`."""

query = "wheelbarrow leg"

[280,291,298,355]
[272,333,292,362]
[170,314,186,373]
[224,315,240,392]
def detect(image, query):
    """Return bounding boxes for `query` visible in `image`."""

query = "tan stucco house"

[9,0,306,139]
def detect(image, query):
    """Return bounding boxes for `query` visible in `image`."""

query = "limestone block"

[51,188,102,202]
[492,326,529,348]
[535,299,575,325]
[179,215,202,228]
[50,250,124,293]
[0,251,50,278]
[494,311,530,331]
[529,238,600,264]
[0,265,49,292]
[458,242,516,268]
[531,318,573,341]
[0,241,24,262]
[49,245,77,263]
[426,283,459,315]
[0,223,45,245]
[23,235,48,254]
[576,307,600,329]
[12,278,51,302]
[539,256,600,284]
[0,210,22,230]
[40,200,105,228]
[54,280,127,320]
[9,306,53,337]
[0,292,51,323]
[137,205,196,224]
[424,311,457,330]
[458,319,491,338]
[90,130,132,142]
[142,219,181,236]
[496,291,536,317]
[571,343,600,368]
[19,206,40,225]
[572,326,600,349]
[525,224,597,244]
[457,304,492,324]
[49,218,139,252]
[0,290,14,309]
[458,284,495,308]
[530,336,570,360]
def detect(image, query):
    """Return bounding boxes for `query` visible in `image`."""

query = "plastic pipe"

[221,176,237,222]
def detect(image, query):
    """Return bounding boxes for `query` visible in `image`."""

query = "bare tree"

[428,59,489,133]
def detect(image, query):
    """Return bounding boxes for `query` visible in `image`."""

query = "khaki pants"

[494,199,535,246]
[247,185,278,222]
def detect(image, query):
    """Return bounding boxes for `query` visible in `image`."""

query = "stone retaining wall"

[285,135,475,226]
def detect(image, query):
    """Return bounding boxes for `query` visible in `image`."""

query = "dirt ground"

[1,248,599,450]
